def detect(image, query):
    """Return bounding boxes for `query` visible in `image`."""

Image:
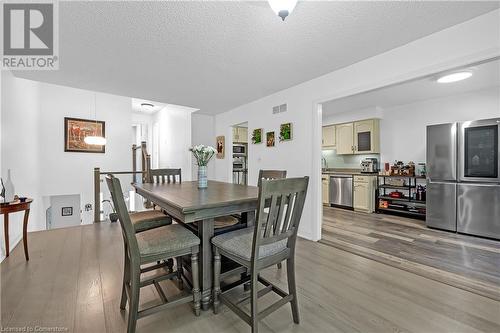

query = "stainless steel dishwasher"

[329,174,353,209]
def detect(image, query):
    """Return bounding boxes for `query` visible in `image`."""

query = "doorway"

[232,122,248,185]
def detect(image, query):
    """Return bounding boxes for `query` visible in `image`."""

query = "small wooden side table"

[1,199,33,260]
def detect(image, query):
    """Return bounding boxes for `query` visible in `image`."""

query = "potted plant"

[190,145,217,189]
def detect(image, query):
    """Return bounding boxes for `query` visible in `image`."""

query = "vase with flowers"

[190,145,217,189]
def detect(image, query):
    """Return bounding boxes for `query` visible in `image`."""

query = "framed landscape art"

[64,117,105,153]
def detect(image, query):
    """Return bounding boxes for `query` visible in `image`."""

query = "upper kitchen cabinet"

[322,125,336,148]
[232,127,248,143]
[336,123,354,154]
[353,119,380,154]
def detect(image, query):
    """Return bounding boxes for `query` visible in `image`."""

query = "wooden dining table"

[133,180,259,310]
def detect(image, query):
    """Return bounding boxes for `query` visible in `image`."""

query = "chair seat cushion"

[130,210,172,233]
[211,227,287,262]
[214,215,240,229]
[137,224,200,259]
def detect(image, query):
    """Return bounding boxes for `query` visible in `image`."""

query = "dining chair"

[213,170,288,234]
[212,176,309,333]
[258,170,287,269]
[135,168,183,269]
[130,168,182,232]
[106,175,201,333]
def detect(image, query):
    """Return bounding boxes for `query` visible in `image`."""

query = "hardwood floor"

[1,222,499,332]
[321,206,500,301]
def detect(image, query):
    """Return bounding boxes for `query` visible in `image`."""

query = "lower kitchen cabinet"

[353,175,376,212]
[322,175,330,204]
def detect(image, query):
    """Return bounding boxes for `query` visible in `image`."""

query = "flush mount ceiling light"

[141,102,154,111]
[268,0,298,21]
[84,93,107,146]
[437,71,473,83]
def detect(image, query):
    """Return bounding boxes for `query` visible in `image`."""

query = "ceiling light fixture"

[84,93,106,146]
[268,0,298,21]
[437,71,473,83]
[141,102,155,111]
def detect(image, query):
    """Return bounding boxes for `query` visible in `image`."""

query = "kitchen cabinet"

[353,175,376,212]
[353,119,380,154]
[322,125,336,148]
[322,175,330,204]
[335,123,354,154]
[232,127,248,143]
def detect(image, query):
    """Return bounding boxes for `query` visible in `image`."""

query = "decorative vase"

[4,169,15,202]
[198,165,208,189]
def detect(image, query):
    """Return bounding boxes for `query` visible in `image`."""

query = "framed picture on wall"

[64,117,106,153]
[279,123,292,142]
[216,135,225,158]
[252,128,263,144]
[61,207,73,216]
[266,131,275,147]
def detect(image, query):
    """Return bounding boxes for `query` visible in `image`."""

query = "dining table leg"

[197,217,214,311]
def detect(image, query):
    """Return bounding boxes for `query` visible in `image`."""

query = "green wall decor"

[252,128,263,144]
[279,123,292,142]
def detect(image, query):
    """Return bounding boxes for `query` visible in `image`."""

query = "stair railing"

[93,141,151,223]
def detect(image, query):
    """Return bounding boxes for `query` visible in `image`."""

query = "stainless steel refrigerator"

[426,118,500,239]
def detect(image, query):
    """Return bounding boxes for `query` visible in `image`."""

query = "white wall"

[1,72,43,260]
[380,87,499,163]
[1,74,134,260]
[323,106,383,125]
[213,10,500,241]
[191,113,216,180]
[153,106,193,181]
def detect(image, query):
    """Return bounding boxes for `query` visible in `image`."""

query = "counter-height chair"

[106,175,201,333]
[129,168,182,233]
[212,177,309,333]
[133,168,183,269]
[258,170,287,269]
[213,170,288,234]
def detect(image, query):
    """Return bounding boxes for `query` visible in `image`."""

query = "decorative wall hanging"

[266,131,275,147]
[279,122,293,142]
[64,117,106,153]
[251,128,263,144]
[216,135,225,159]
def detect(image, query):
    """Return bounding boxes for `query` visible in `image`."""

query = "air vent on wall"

[272,103,287,114]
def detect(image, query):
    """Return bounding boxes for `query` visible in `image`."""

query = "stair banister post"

[132,144,137,183]
[94,167,101,223]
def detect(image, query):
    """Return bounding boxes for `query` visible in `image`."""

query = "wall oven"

[233,144,247,156]
[459,118,500,183]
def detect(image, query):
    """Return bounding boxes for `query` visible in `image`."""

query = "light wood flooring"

[1,221,500,332]
[321,206,500,301]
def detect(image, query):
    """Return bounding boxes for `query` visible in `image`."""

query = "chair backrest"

[252,177,309,262]
[257,170,287,187]
[149,168,182,184]
[105,175,139,260]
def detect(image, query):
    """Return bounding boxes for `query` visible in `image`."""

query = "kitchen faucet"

[321,156,327,169]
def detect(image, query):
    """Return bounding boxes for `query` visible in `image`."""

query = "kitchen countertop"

[322,168,378,176]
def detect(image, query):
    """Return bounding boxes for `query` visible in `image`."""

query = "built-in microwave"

[233,144,247,156]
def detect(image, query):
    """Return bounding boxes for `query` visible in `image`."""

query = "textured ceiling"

[322,59,500,116]
[13,1,500,115]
